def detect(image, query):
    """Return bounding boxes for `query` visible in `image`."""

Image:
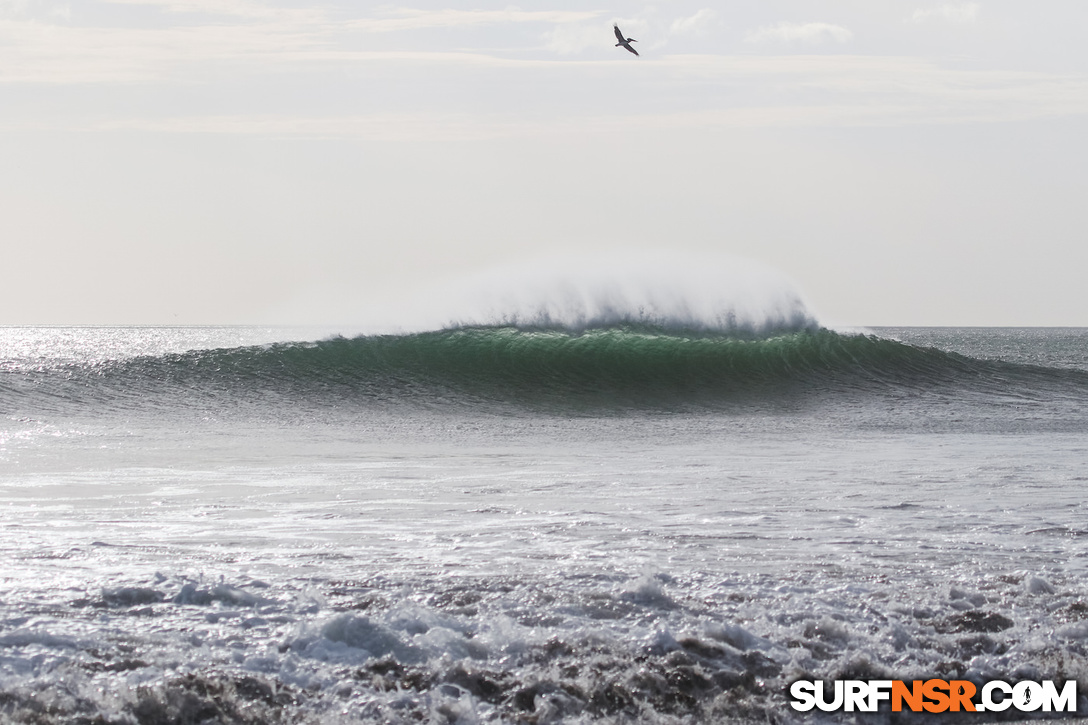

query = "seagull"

[614,24,638,56]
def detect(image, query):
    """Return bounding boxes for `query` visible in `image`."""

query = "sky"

[1,0,1086,327]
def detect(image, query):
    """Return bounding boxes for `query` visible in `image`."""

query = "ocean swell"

[4,326,1087,415]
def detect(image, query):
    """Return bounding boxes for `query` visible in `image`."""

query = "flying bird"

[614,24,638,56]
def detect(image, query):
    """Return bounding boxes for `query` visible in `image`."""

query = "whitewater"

[3,265,1088,723]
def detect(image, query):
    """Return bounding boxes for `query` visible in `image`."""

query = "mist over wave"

[361,252,818,336]
[4,255,1088,419]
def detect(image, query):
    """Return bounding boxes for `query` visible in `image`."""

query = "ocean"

[2,320,1088,723]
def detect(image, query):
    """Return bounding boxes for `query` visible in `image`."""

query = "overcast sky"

[2,0,1086,326]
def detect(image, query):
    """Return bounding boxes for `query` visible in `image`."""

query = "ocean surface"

[2,322,1088,723]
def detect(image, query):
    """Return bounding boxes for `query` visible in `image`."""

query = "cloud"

[347,9,601,33]
[0,0,29,16]
[744,22,853,45]
[1,0,70,21]
[0,3,606,84]
[670,9,716,37]
[101,2,599,29]
[100,0,298,19]
[543,22,610,55]
[0,13,335,83]
[912,3,981,24]
[83,56,1088,141]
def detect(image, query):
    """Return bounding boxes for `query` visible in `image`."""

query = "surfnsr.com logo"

[789,679,1078,713]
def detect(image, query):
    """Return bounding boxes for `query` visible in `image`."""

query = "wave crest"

[7,327,1087,416]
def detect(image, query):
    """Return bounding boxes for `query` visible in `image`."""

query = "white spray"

[371,251,819,335]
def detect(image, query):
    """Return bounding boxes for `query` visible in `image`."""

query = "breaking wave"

[3,325,1088,414]
[3,255,1087,414]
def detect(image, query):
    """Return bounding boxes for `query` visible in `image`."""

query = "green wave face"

[291,327,940,394]
[5,326,1087,414]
